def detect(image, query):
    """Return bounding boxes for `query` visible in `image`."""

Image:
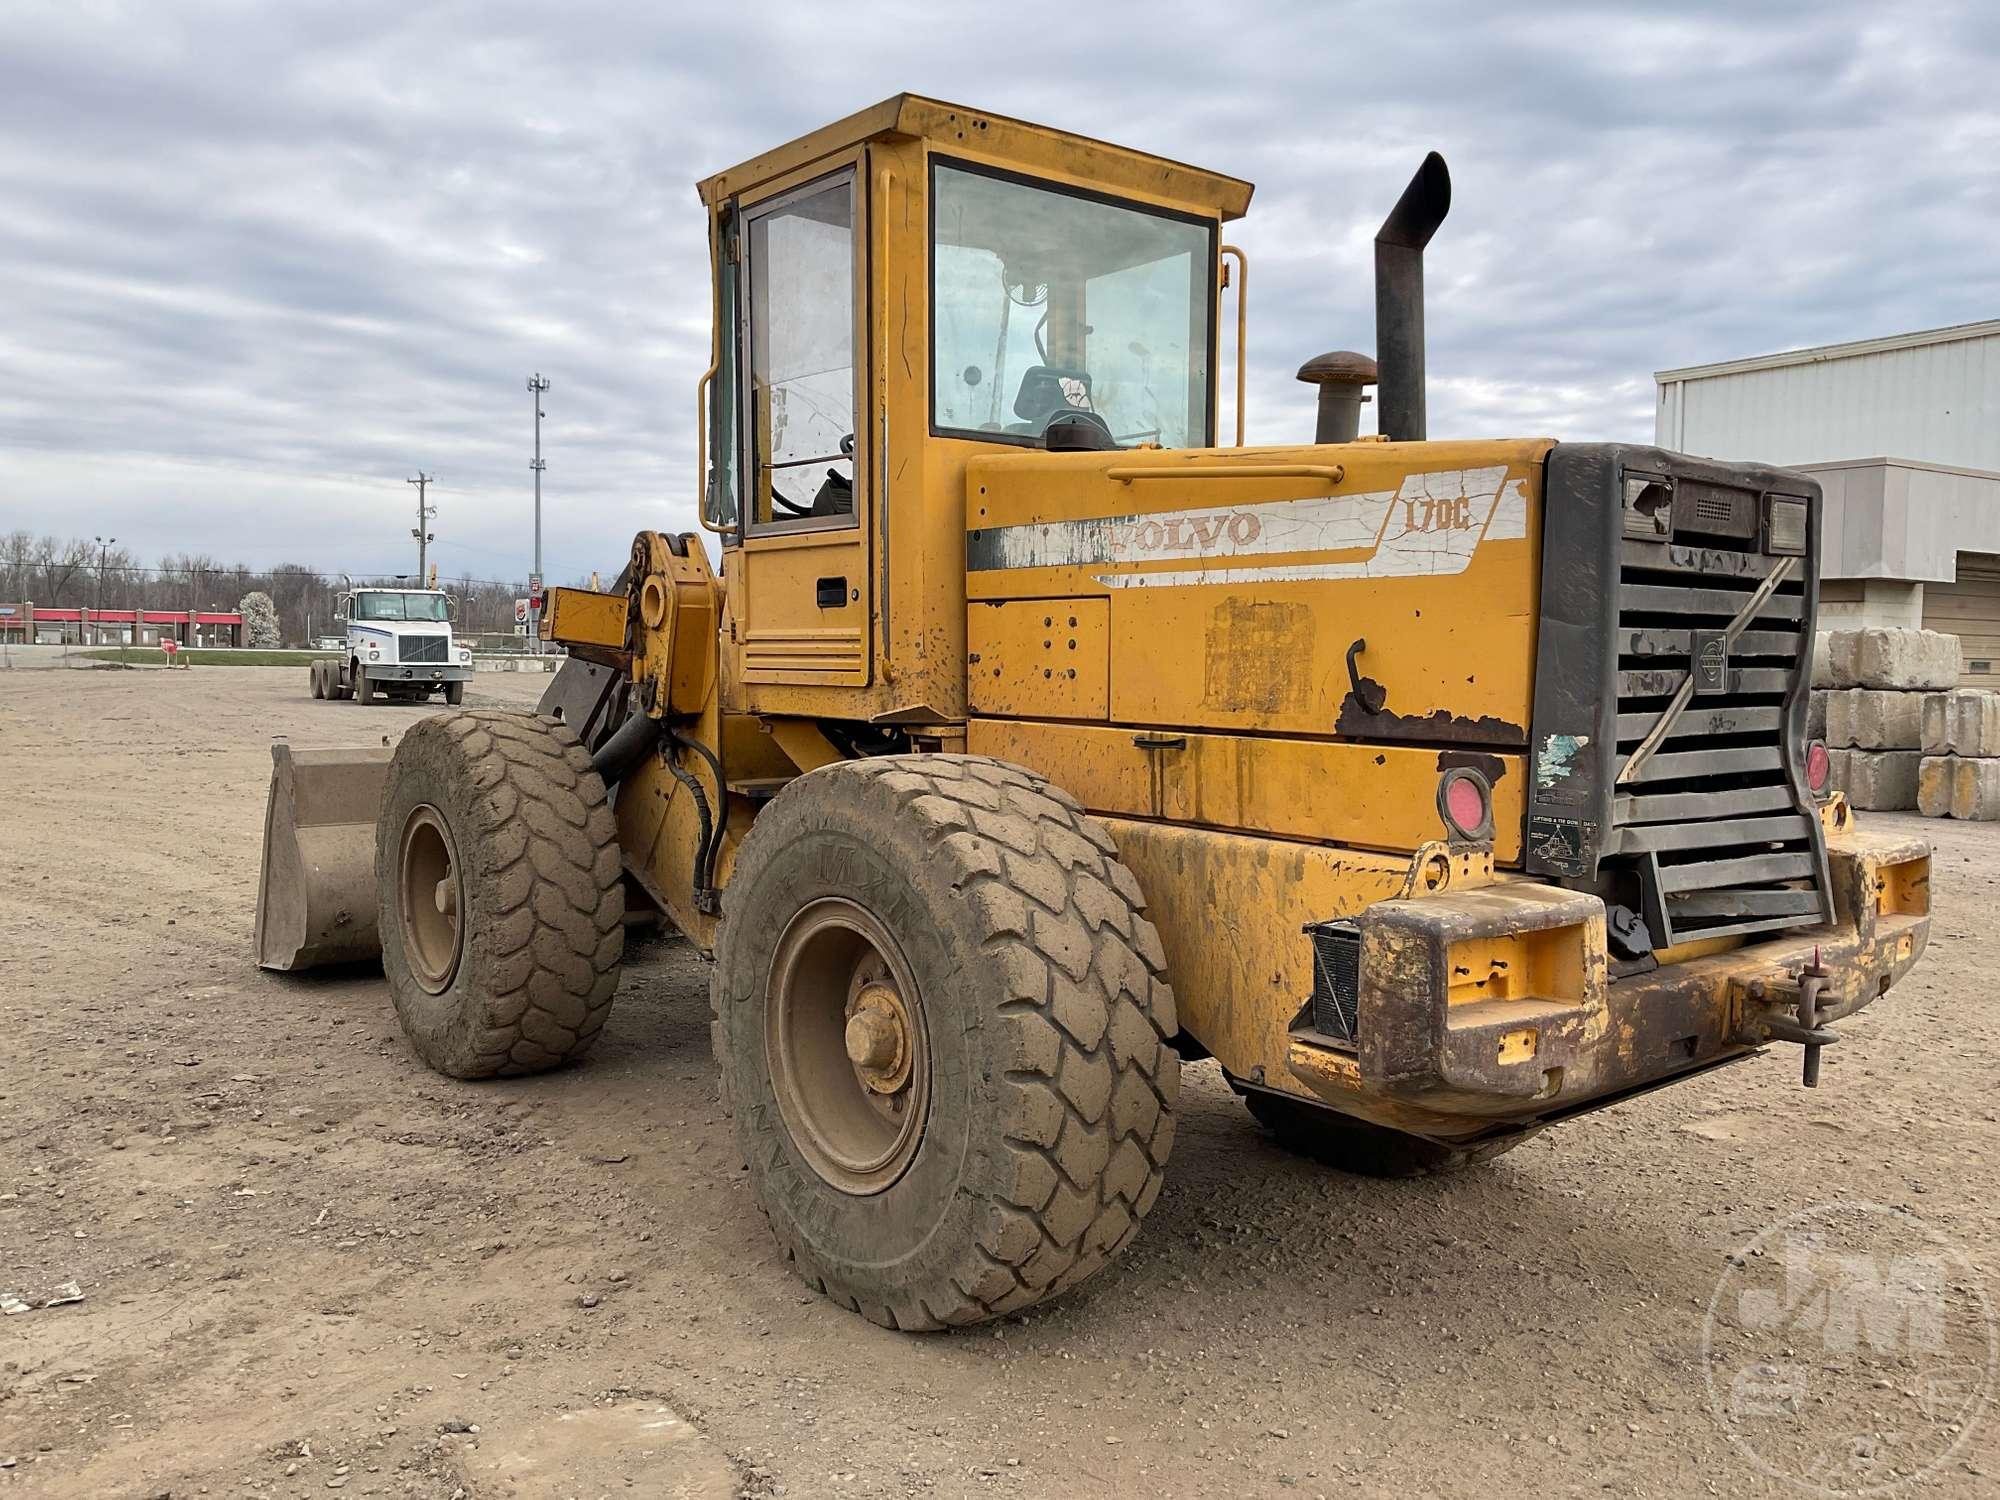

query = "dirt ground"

[1,664,1994,1499]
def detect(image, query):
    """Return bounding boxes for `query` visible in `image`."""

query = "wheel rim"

[766,897,930,1196]
[397,804,464,993]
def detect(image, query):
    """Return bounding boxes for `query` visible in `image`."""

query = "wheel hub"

[766,898,930,1197]
[844,981,913,1093]
[397,805,464,994]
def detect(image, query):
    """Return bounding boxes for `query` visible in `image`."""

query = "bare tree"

[2,530,33,600]
[32,536,92,604]
[99,544,139,609]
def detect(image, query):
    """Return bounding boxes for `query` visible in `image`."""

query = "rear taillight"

[1437,767,1494,841]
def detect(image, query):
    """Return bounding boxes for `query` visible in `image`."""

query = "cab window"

[742,171,858,533]
[704,209,742,533]
[353,592,449,622]
[931,161,1214,450]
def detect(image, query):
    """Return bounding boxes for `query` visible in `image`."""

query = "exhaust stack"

[1373,152,1451,442]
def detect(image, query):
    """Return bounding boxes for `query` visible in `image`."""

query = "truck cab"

[329,587,472,704]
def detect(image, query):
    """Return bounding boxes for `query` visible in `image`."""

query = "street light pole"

[528,373,549,652]
[93,534,116,645]
[407,472,436,584]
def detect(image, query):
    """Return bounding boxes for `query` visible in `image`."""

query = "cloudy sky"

[1,1,1995,588]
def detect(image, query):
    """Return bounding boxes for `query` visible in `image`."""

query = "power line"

[2,559,554,590]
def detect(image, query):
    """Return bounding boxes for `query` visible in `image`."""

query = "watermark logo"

[1703,1201,1996,1495]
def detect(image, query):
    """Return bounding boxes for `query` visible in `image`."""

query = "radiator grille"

[398,635,449,664]
[1304,920,1361,1043]
[1610,519,1830,942]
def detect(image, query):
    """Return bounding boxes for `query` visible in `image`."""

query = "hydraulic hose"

[667,728,728,908]
[589,707,664,786]
[658,748,717,914]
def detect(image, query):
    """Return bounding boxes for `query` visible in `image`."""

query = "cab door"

[728,153,874,689]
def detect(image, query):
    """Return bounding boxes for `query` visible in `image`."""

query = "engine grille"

[1525,445,1832,952]
[1610,533,1831,941]
[398,635,449,664]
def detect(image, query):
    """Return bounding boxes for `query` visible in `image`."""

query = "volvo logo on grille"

[1692,630,1729,695]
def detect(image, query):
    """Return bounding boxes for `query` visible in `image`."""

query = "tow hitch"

[1737,949,1840,1088]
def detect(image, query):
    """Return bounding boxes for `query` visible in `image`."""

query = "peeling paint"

[965,467,1531,587]
[1336,695,1527,747]
[1203,600,1314,715]
[1536,732,1589,789]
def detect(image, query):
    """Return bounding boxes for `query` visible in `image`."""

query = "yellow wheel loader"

[255,96,1932,1330]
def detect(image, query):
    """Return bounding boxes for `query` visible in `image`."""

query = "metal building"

[1655,318,2000,684]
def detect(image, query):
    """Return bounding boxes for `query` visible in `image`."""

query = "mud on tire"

[711,754,1180,1330]
[377,710,623,1079]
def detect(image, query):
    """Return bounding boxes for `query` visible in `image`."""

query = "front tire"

[309,662,325,699]
[355,669,375,704]
[376,710,624,1078]
[444,679,465,705]
[712,755,1179,1330]
[1244,1090,1533,1177]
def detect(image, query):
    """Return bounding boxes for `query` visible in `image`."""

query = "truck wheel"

[309,662,325,699]
[1243,1091,1533,1177]
[444,680,465,705]
[376,710,623,1079]
[356,670,375,704]
[711,755,1179,1330]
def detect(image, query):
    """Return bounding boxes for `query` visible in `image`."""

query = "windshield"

[353,592,450,623]
[931,163,1213,450]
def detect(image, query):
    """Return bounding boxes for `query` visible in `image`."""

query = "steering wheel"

[767,434,856,517]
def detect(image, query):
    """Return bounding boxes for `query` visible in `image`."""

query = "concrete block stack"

[1811,628,1960,811]
[1918,689,2000,820]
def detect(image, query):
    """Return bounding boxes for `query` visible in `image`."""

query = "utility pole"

[528,373,549,652]
[408,472,436,583]
[93,535,116,646]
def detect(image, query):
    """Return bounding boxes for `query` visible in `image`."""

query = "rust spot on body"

[1336,693,1525,747]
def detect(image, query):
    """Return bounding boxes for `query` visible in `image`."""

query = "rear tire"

[444,680,465,705]
[309,662,325,699]
[376,710,624,1079]
[356,669,375,704]
[712,754,1179,1330]
[1243,1090,1532,1177]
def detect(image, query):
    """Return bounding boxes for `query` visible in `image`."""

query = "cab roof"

[696,94,1253,221]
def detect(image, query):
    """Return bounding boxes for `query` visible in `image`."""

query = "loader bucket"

[254,741,393,971]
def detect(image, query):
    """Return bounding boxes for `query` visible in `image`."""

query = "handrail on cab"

[1105,463,1345,486]
[1220,244,1248,447]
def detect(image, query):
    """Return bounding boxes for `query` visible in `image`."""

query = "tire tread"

[380,710,622,1078]
[712,753,1177,1330]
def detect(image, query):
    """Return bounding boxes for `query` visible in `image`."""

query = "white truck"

[309,587,472,705]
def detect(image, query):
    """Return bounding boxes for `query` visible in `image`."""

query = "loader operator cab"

[708,142,1220,533]
[696,95,1246,711]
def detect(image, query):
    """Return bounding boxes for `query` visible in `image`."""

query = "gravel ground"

[0,665,1993,1498]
